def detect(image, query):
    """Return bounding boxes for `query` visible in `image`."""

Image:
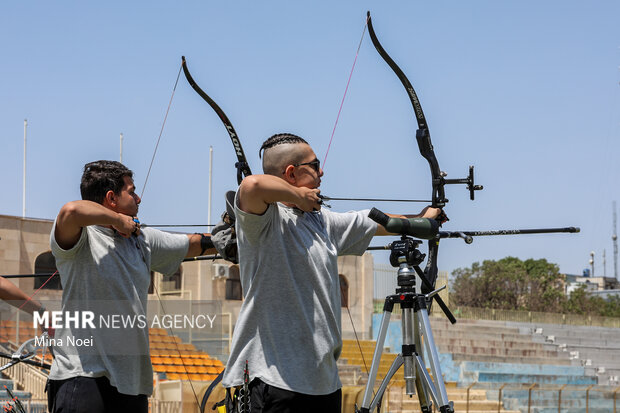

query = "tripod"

[357,237,455,413]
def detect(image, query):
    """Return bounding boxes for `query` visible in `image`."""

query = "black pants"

[47,376,148,413]
[248,378,341,413]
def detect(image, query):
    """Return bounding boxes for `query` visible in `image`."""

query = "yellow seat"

[153,365,166,373]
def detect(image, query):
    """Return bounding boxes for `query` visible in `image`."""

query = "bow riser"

[416,129,447,208]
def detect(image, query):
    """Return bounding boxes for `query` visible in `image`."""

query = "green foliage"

[450,257,619,318]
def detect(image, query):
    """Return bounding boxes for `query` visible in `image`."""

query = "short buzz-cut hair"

[259,133,310,176]
[80,160,134,204]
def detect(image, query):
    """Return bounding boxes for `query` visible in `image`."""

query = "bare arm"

[55,200,138,250]
[238,175,321,214]
[0,277,43,316]
[375,207,443,236]
[185,233,217,258]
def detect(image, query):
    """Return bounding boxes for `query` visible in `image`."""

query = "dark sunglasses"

[293,159,321,173]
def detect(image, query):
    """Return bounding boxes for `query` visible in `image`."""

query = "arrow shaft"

[322,196,431,203]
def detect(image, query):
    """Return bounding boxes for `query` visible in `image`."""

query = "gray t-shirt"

[221,198,376,395]
[49,222,188,395]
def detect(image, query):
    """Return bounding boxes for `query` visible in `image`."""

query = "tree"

[451,258,620,317]
[450,257,566,312]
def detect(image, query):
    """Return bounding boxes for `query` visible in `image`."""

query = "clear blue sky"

[1,1,619,278]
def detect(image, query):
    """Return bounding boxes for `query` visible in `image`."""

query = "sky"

[1,1,619,279]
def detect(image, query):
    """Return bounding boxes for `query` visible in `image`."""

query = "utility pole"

[23,119,27,218]
[613,201,618,281]
[208,146,213,227]
[589,251,595,278]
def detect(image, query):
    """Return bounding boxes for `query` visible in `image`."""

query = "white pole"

[208,146,213,227]
[23,119,27,218]
[120,133,123,163]
[613,201,618,281]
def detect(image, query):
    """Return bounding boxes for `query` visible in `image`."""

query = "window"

[225,266,242,300]
[34,251,61,290]
[161,267,183,292]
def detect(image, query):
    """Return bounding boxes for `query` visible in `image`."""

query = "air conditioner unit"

[213,264,231,280]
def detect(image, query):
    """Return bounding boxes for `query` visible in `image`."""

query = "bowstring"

[140,62,203,410]
[322,14,369,170]
[152,283,202,409]
[141,63,183,200]
[17,270,58,312]
[322,14,374,381]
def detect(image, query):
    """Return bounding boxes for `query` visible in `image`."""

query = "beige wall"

[175,254,376,340]
[1,215,376,340]
[0,214,60,301]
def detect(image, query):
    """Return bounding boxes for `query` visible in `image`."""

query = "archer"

[47,160,217,413]
[220,133,442,412]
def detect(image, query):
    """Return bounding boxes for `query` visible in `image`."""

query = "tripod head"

[389,236,425,267]
[389,237,425,294]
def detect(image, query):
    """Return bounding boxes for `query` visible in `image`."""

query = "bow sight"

[445,165,483,202]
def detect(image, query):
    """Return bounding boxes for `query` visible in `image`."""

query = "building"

[564,273,620,295]
[0,214,376,359]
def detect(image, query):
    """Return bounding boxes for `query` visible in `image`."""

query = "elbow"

[57,201,79,222]
[240,175,261,192]
[238,175,264,200]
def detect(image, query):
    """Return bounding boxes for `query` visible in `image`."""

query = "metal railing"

[374,302,620,328]
[0,399,47,413]
[0,399,184,413]
[376,383,620,413]
[149,399,183,413]
[451,306,620,328]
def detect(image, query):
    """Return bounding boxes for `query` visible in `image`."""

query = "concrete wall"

[0,214,60,302]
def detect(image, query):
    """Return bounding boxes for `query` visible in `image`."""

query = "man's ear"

[103,190,117,208]
[282,165,296,184]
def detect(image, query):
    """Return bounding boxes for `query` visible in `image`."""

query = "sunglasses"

[293,159,321,173]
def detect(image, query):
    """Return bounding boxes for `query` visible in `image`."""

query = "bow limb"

[366,12,446,210]
[366,11,444,291]
[366,12,464,324]
[181,56,252,185]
